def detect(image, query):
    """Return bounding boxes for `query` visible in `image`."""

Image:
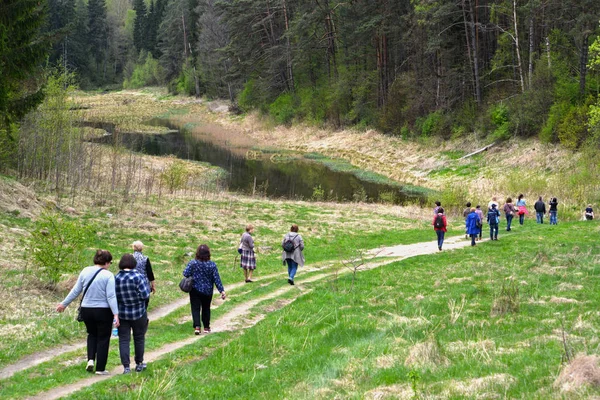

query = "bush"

[31,212,95,285]
[489,103,511,141]
[160,158,189,193]
[123,52,165,89]
[238,79,267,113]
[416,110,444,137]
[557,105,588,149]
[269,92,296,125]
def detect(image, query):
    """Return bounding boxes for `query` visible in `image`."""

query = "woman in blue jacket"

[465,207,481,246]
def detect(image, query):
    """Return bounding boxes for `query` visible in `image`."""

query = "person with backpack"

[549,197,558,225]
[282,224,305,285]
[503,197,516,231]
[487,203,501,240]
[433,208,447,251]
[465,207,481,246]
[534,196,546,224]
[516,194,528,225]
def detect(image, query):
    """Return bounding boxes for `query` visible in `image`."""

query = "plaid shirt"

[115,269,150,320]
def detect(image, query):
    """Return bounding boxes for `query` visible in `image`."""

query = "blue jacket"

[465,211,481,235]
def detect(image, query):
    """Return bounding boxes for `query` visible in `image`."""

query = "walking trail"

[3,235,482,399]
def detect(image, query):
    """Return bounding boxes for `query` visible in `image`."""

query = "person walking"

[239,224,256,283]
[115,253,150,374]
[183,244,226,335]
[56,250,119,375]
[465,207,481,246]
[463,202,472,239]
[433,201,442,215]
[516,194,528,225]
[503,197,516,231]
[433,207,447,251]
[282,224,305,285]
[534,196,546,224]
[475,205,484,241]
[487,203,501,240]
[132,241,155,309]
[549,197,558,225]
[487,196,499,210]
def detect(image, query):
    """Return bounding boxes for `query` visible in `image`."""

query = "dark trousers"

[470,234,477,245]
[81,307,113,371]
[519,213,525,225]
[490,224,498,239]
[436,230,445,248]
[190,289,213,329]
[118,312,148,367]
[506,215,513,231]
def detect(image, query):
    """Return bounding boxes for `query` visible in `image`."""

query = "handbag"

[77,267,104,322]
[237,241,243,254]
[179,276,194,293]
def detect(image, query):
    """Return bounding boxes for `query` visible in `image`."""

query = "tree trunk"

[467,0,481,104]
[580,33,589,96]
[282,0,294,92]
[512,0,525,93]
[528,16,534,88]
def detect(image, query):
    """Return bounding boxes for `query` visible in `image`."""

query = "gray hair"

[132,240,144,252]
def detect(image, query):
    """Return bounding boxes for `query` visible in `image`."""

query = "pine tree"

[133,0,148,53]
[0,0,49,142]
[87,0,109,82]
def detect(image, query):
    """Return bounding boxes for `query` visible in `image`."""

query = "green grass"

[50,221,600,399]
[0,195,437,370]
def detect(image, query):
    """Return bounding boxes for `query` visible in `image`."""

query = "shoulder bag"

[76,268,104,322]
[179,261,195,293]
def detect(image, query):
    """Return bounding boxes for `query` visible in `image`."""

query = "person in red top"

[432,207,448,251]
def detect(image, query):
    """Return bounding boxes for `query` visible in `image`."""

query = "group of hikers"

[55,226,305,376]
[432,195,595,250]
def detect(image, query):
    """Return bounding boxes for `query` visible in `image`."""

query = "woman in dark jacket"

[183,245,226,335]
[465,208,481,246]
[432,208,447,251]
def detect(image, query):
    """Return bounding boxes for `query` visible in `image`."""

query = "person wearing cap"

[487,203,501,240]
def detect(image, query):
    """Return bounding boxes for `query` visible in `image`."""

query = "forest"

[2,0,600,161]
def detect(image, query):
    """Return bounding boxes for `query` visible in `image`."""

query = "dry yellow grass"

[555,354,600,393]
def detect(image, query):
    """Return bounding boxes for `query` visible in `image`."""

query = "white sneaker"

[95,370,109,375]
[86,360,94,372]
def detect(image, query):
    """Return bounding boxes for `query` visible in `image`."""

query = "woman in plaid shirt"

[115,254,151,374]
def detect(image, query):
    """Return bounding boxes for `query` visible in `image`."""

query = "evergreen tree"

[133,0,148,53]
[0,0,49,141]
[88,0,109,82]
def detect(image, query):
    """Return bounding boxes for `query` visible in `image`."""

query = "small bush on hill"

[123,52,165,89]
[269,92,296,125]
[31,212,95,285]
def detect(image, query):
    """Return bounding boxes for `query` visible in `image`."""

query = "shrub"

[123,52,165,89]
[557,105,588,149]
[160,158,189,193]
[238,79,266,113]
[269,92,296,125]
[31,212,95,285]
[416,110,444,137]
[312,184,325,201]
[489,103,511,141]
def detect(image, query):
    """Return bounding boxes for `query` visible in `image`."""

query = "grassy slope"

[57,220,600,399]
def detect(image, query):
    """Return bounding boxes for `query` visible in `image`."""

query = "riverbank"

[73,89,592,217]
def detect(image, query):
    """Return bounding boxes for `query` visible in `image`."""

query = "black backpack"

[282,234,298,252]
[434,215,444,229]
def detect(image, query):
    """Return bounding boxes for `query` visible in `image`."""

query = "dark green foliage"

[87,0,108,79]
[0,0,49,159]
[133,0,148,53]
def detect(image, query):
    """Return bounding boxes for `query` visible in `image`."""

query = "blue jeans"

[286,259,298,280]
[519,213,525,225]
[489,224,498,239]
[536,212,544,224]
[506,215,513,231]
[550,211,557,225]
[436,230,445,249]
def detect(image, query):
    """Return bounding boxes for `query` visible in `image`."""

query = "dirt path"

[13,235,479,399]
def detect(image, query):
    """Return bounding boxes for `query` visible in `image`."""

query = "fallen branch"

[459,142,496,160]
